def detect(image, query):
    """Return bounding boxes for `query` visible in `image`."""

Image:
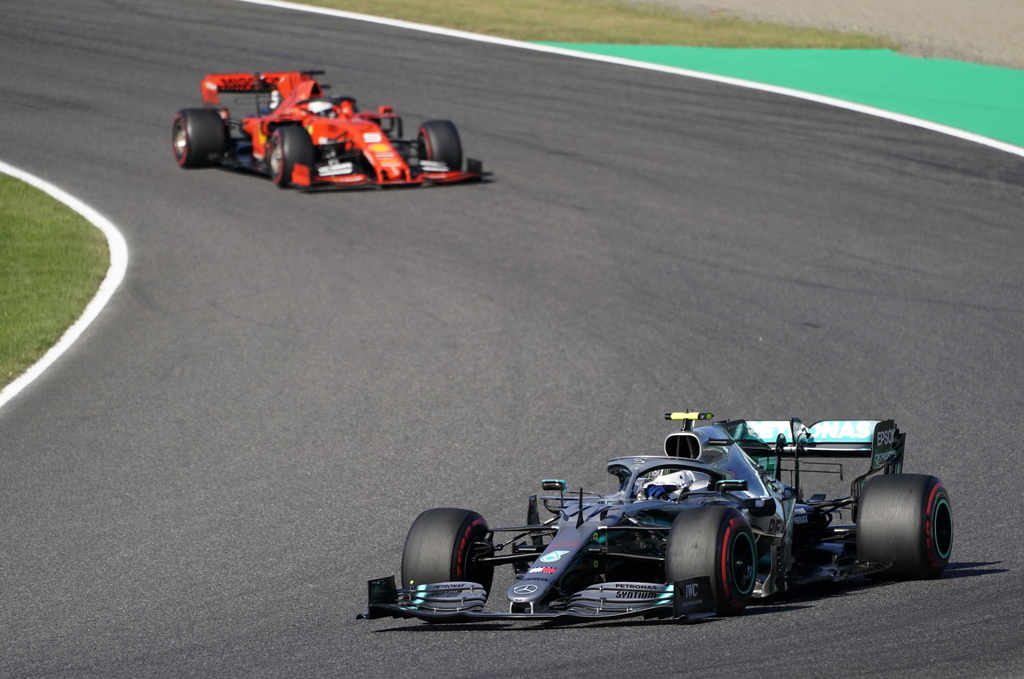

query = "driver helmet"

[641,469,705,500]
[307,99,335,117]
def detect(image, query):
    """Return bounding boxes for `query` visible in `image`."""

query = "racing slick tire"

[857,474,953,579]
[401,508,494,595]
[268,125,315,188]
[417,120,463,172]
[665,505,757,616]
[172,108,226,168]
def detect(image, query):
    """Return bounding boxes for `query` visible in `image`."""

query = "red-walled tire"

[171,108,226,168]
[401,508,494,595]
[857,474,953,579]
[665,505,757,616]
[417,120,463,172]
[267,125,314,188]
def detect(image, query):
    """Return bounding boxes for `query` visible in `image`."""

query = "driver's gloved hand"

[647,485,670,500]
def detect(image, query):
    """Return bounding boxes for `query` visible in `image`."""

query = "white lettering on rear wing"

[743,419,896,458]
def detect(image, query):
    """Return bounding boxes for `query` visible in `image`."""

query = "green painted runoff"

[540,44,1024,149]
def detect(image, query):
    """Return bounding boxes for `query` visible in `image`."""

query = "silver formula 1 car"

[360,412,953,625]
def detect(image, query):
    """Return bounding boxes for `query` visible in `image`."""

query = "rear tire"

[857,474,953,579]
[417,120,463,171]
[401,508,494,595]
[268,125,315,188]
[665,505,756,616]
[172,108,226,168]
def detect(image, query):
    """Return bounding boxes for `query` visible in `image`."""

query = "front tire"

[172,108,226,168]
[417,120,463,172]
[401,508,494,595]
[267,125,315,188]
[857,474,953,579]
[665,505,757,616]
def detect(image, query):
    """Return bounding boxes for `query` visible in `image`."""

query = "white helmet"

[640,469,707,500]
[307,99,334,116]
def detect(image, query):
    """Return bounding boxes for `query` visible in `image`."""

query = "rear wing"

[740,419,902,466]
[718,417,905,496]
[199,70,326,106]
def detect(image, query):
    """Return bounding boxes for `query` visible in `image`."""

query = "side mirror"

[541,479,567,491]
[743,497,777,517]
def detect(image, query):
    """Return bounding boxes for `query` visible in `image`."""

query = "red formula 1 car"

[171,70,483,189]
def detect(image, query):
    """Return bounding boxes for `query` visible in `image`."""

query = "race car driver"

[640,469,709,500]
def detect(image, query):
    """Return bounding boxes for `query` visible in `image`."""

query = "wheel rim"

[172,121,187,161]
[729,529,757,596]
[268,137,283,180]
[455,518,492,582]
[417,133,431,162]
[931,496,953,560]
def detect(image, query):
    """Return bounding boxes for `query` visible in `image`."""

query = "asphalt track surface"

[2,1,1024,677]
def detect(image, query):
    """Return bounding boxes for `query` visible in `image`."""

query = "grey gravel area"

[623,0,1024,69]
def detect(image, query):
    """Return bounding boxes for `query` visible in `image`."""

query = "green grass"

[0,0,895,393]
[301,0,895,48]
[0,174,108,387]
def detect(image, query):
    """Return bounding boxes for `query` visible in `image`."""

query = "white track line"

[0,2,1018,409]
[235,0,1024,158]
[0,162,129,412]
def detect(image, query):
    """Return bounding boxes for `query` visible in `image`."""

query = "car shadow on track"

[936,560,1006,578]
[366,562,1002,633]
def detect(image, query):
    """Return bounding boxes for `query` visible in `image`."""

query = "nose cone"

[506,548,573,606]
[507,580,548,605]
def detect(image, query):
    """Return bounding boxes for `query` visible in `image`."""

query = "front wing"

[358,576,716,625]
[292,158,484,189]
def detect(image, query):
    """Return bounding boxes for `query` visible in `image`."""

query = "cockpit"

[608,422,772,501]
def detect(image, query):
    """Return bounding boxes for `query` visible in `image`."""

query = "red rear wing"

[200,71,324,105]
